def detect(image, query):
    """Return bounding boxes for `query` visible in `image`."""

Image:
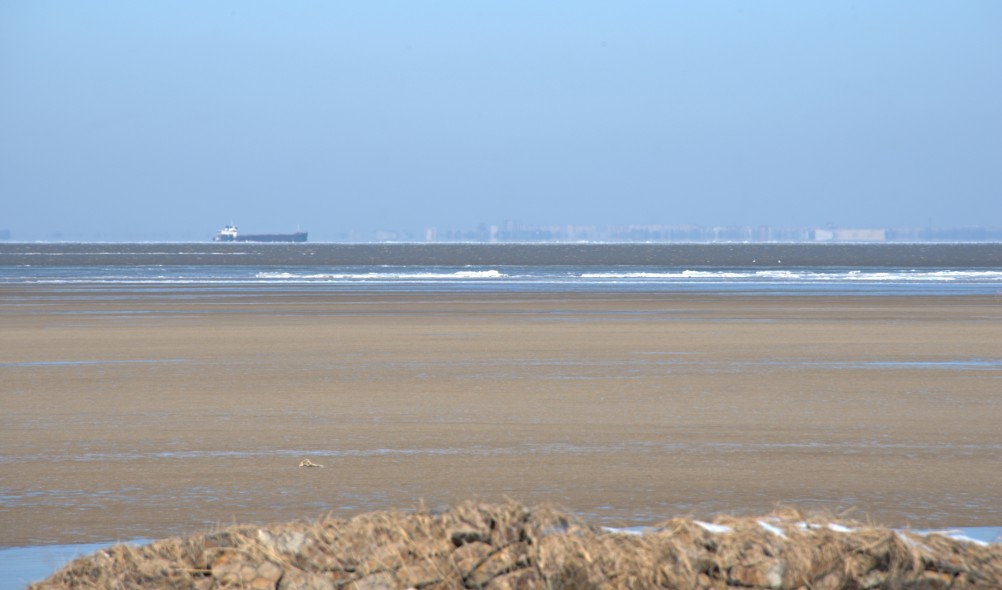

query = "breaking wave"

[578,270,1002,282]
[255,269,507,281]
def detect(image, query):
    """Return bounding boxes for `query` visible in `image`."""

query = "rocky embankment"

[32,501,1002,589]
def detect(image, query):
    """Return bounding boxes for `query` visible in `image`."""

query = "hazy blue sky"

[2,1,1000,241]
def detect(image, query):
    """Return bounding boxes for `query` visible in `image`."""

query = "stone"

[365,543,407,570]
[693,554,720,576]
[696,572,726,589]
[918,570,956,589]
[397,559,447,588]
[726,558,785,589]
[484,569,543,590]
[253,560,285,589]
[258,528,307,555]
[279,569,337,590]
[210,558,250,587]
[296,548,344,572]
[450,528,490,547]
[201,547,237,570]
[452,541,493,576]
[347,571,398,590]
[211,558,284,590]
[858,569,887,589]
[811,571,845,590]
[466,544,529,588]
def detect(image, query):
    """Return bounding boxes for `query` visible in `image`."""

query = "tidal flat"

[2,287,1001,549]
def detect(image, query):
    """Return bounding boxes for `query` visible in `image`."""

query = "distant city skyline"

[363,221,1002,244]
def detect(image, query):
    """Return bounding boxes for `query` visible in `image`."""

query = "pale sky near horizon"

[2,1,1000,241]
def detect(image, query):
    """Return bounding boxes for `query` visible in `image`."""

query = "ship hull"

[215,232,308,243]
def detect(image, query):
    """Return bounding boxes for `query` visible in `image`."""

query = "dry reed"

[31,500,1002,589]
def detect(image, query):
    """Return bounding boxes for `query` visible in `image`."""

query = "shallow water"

[0,539,147,589]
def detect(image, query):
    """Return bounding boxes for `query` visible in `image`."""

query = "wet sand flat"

[2,287,1001,547]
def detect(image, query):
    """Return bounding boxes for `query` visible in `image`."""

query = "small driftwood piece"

[298,458,324,468]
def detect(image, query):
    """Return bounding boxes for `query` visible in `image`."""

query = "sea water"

[2,258,1002,296]
[2,265,1002,297]
[1,242,1001,294]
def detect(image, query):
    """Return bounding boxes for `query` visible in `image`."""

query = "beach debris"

[298,458,324,468]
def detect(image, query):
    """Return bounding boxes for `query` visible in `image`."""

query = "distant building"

[812,228,886,242]
[381,222,1002,243]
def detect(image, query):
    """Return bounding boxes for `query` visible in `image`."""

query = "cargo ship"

[213,224,308,243]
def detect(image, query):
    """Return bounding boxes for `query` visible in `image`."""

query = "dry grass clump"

[32,501,1002,589]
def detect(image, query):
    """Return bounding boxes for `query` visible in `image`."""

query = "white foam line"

[254,270,507,280]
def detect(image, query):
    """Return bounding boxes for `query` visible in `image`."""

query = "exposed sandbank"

[2,288,1001,547]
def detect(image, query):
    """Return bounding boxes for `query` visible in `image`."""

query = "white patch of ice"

[895,531,931,551]
[695,521,733,534]
[792,522,855,534]
[757,520,787,538]
[602,526,653,536]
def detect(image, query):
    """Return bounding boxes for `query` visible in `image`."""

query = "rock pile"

[31,501,1002,589]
